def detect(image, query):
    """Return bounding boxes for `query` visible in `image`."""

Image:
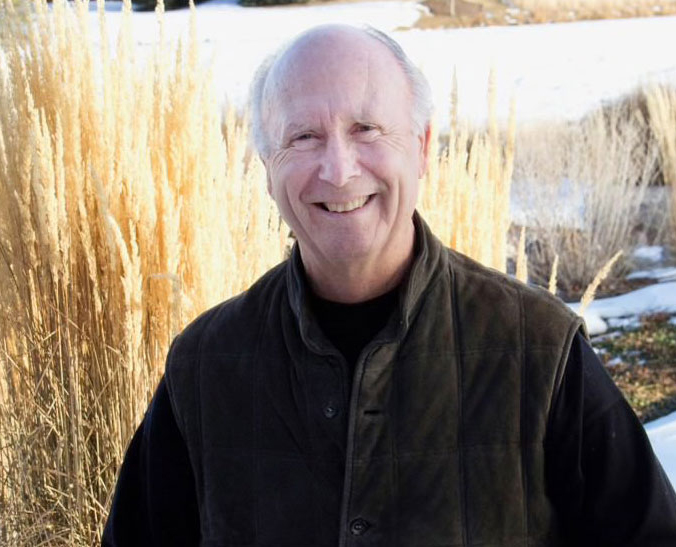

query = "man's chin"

[301,237,378,267]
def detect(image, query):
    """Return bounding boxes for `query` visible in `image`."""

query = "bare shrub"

[645,84,676,246]
[513,95,664,298]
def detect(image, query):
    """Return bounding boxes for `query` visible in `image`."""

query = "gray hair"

[249,26,433,159]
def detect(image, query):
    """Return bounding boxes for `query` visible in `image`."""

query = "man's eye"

[356,124,376,133]
[288,133,317,149]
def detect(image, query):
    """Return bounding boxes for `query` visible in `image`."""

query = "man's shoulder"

[443,247,583,345]
[446,247,573,309]
[168,259,289,361]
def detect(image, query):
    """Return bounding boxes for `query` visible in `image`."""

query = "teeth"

[323,196,369,213]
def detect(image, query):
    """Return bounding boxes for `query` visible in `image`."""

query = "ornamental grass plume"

[548,254,559,295]
[420,68,516,273]
[516,226,528,283]
[579,250,623,317]
[0,0,286,544]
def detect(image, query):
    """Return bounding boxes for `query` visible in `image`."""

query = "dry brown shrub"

[512,93,665,298]
[645,83,676,244]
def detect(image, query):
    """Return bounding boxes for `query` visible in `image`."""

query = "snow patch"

[646,411,676,487]
[607,316,642,331]
[627,267,676,282]
[578,310,608,336]
[511,177,586,229]
[605,356,624,367]
[632,246,665,262]
[569,282,676,319]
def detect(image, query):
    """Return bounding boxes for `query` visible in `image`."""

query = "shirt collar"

[286,210,445,354]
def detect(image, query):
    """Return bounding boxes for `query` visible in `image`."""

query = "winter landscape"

[1,0,676,543]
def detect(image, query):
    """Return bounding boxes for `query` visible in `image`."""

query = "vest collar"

[285,211,445,355]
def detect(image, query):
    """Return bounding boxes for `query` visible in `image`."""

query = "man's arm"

[102,377,200,546]
[546,331,676,545]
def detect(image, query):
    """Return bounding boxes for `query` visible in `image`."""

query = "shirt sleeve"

[546,331,676,546]
[101,376,200,546]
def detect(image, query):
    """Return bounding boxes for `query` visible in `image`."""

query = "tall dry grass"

[420,69,515,273]
[512,94,665,296]
[0,0,286,544]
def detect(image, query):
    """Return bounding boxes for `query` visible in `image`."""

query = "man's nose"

[318,136,360,187]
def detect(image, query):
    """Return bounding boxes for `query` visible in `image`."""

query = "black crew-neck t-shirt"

[309,287,399,375]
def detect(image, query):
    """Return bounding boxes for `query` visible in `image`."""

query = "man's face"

[262,30,429,272]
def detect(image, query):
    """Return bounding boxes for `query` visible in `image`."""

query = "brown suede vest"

[165,212,585,546]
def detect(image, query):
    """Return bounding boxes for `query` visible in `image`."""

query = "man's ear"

[260,156,273,196]
[417,123,432,179]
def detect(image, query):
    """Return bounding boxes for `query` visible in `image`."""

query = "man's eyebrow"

[282,122,310,135]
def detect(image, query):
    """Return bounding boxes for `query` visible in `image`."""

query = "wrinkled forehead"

[262,29,412,128]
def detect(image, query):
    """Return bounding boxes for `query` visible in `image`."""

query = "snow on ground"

[568,282,676,336]
[633,245,666,263]
[627,266,676,282]
[83,0,425,111]
[646,412,676,487]
[511,177,585,229]
[81,0,676,129]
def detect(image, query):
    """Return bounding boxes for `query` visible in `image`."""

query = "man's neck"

[300,229,416,304]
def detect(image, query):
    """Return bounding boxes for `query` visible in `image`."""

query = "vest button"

[349,518,370,536]
[323,402,338,419]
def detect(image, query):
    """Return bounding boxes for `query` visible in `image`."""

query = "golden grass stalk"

[420,69,515,272]
[548,254,559,295]
[515,226,528,283]
[579,250,622,317]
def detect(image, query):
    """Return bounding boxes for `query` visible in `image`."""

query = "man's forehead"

[264,30,406,110]
[271,33,377,86]
[275,25,375,69]
[269,74,399,135]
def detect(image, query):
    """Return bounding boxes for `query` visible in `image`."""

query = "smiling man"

[103,25,676,546]
[258,27,427,305]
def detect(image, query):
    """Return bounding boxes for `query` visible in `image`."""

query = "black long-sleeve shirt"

[103,293,676,546]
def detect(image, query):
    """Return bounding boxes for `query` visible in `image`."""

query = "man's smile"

[316,194,375,213]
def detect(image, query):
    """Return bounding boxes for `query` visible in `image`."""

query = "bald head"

[250,25,432,158]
